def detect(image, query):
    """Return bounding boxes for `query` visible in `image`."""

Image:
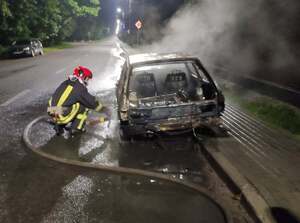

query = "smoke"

[141,6,163,43]
[143,0,300,90]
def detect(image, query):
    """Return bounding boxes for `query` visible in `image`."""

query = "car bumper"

[123,115,222,136]
[11,51,31,56]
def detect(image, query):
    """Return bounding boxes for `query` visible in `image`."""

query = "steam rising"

[145,0,300,90]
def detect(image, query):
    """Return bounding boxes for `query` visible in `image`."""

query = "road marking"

[0,89,31,107]
[55,68,66,74]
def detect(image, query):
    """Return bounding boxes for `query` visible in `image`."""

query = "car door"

[117,62,128,104]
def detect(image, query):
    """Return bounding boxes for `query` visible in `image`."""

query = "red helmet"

[72,66,93,85]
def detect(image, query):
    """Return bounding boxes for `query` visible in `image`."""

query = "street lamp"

[115,19,121,35]
[117,7,122,13]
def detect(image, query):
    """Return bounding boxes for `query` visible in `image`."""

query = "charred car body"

[116,53,225,138]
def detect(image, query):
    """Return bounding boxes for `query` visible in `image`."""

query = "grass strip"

[244,98,300,135]
[223,86,300,139]
[43,42,73,54]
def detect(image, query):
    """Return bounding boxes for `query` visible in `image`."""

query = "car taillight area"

[129,100,218,121]
[129,109,152,119]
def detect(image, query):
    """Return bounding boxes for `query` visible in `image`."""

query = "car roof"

[14,38,41,43]
[128,53,199,66]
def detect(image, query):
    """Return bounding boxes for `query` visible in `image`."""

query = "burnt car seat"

[164,71,188,94]
[135,72,157,98]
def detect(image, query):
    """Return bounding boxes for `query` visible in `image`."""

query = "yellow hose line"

[23,115,232,223]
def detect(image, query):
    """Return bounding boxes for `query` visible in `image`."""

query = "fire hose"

[23,115,232,223]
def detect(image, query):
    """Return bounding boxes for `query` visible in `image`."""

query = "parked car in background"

[9,39,43,57]
[116,53,225,138]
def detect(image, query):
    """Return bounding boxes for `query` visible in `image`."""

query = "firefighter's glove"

[101,106,112,120]
[47,106,64,116]
[99,117,106,123]
[95,101,103,112]
[87,116,107,126]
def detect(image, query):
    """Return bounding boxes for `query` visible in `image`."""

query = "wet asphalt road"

[0,38,254,223]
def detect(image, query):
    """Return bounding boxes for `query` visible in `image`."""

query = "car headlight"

[23,47,30,51]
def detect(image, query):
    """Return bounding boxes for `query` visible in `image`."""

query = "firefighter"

[47,66,109,136]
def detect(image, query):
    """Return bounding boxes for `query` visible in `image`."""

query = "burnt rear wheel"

[119,128,131,141]
[119,120,131,141]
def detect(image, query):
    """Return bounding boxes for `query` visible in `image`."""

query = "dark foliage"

[0,0,105,46]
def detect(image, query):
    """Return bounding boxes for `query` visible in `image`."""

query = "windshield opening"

[14,40,31,45]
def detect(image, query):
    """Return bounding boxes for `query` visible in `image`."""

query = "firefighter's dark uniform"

[48,79,102,132]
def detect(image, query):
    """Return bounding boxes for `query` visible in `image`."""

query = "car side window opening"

[129,62,216,101]
[188,62,217,100]
[189,63,209,82]
[14,40,31,45]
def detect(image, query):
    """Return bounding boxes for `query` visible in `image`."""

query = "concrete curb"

[202,139,276,223]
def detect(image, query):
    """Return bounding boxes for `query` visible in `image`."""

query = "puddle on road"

[35,120,206,185]
[25,83,229,222]
[62,173,227,223]
[27,117,228,223]
[9,164,226,223]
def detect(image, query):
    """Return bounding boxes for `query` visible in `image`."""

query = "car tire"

[40,50,44,56]
[119,128,131,141]
[119,120,132,141]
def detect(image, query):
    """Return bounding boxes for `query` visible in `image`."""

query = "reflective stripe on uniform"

[56,103,80,124]
[54,85,76,124]
[57,85,73,106]
[77,109,89,130]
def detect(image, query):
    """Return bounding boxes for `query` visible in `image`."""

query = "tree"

[59,0,101,42]
[0,0,101,46]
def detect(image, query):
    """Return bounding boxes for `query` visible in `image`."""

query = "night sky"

[99,0,117,31]
[99,0,185,31]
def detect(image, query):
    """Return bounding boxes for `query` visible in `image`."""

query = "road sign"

[135,20,142,30]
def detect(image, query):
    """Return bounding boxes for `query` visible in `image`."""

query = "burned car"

[116,53,225,138]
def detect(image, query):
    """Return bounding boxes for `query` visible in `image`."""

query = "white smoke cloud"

[142,0,300,89]
[146,0,243,65]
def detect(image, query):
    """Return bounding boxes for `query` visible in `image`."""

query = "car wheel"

[40,50,44,55]
[119,120,131,141]
[119,128,131,141]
